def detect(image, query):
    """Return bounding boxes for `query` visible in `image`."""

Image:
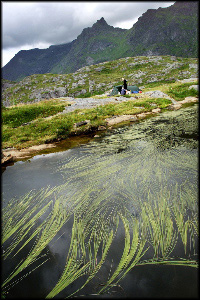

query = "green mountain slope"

[2,1,198,82]
[2,42,74,82]
[126,1,198,57]
[50,17,127,74]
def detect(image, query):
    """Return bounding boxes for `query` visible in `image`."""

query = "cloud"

[2,1,175,66]
[2,1,174,48]
[2,2,80,49]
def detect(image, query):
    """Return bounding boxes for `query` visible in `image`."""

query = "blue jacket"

[121,89,126,95]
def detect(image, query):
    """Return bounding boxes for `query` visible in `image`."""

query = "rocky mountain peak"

[96,17,107,26]
[92,17,109,30]
[78,17,109,38]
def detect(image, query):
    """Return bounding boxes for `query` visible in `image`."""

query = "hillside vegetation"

[2,55,198,151]
[2,55,198,107]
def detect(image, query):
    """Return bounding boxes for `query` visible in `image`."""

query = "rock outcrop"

[1,152,14,165]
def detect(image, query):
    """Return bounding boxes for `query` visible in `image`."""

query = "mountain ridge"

[2,1,198,81]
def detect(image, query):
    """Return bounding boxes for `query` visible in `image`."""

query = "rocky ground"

[1,87,198,166]
[1,76,198,166]
[33,78,199,116]
[2,55,198,107]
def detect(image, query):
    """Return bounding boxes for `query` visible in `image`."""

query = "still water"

[2,105,198,298]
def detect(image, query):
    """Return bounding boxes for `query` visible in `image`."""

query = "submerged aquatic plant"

[2,199,69,291]
[2,105,198,298]
[2,186,58,258]
[46,213,117,298]
[2,180,198,298]
[98,214,148,295]
[141,197,178,259]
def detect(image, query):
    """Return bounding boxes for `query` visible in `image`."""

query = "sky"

[2,1,175,67]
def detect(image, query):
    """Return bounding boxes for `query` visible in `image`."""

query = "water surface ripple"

[2,105,198,298]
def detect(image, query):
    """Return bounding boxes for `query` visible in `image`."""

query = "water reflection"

[2,105,198,298]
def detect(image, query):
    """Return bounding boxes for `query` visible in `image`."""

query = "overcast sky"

[2,1,175,67]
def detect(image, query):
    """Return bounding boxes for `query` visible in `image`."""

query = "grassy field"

[2,79,198,150]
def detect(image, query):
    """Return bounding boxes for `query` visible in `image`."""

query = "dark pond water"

[2,104,198,298]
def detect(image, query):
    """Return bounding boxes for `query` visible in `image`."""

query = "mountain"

[2,1,198,82]
[50,17,127,75]
[1,42,74,82]
[126,1,198,57]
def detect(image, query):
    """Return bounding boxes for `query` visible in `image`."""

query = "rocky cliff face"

[126,1,198,57]
[2,1,198,82]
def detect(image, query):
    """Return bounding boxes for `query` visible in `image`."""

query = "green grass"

[2,94,173,149]
[2,115,75,148]
[1,89,193,149]
[166,82,198,101]
[1,56,198,150]
[2,100,66,127]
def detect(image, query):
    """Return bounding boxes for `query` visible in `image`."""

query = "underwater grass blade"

[2,198,69,289]
[3,200,53,259]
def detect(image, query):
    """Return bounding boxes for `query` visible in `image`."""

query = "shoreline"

[1,96,198,167]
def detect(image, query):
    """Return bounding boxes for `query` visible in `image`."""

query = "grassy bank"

[2,81,198,150]
[1,98,169,149]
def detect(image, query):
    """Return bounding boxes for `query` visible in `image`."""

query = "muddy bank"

[1,144,57,166]
[1,135,95,167]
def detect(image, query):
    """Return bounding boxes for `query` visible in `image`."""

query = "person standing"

[122,78,127,90]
